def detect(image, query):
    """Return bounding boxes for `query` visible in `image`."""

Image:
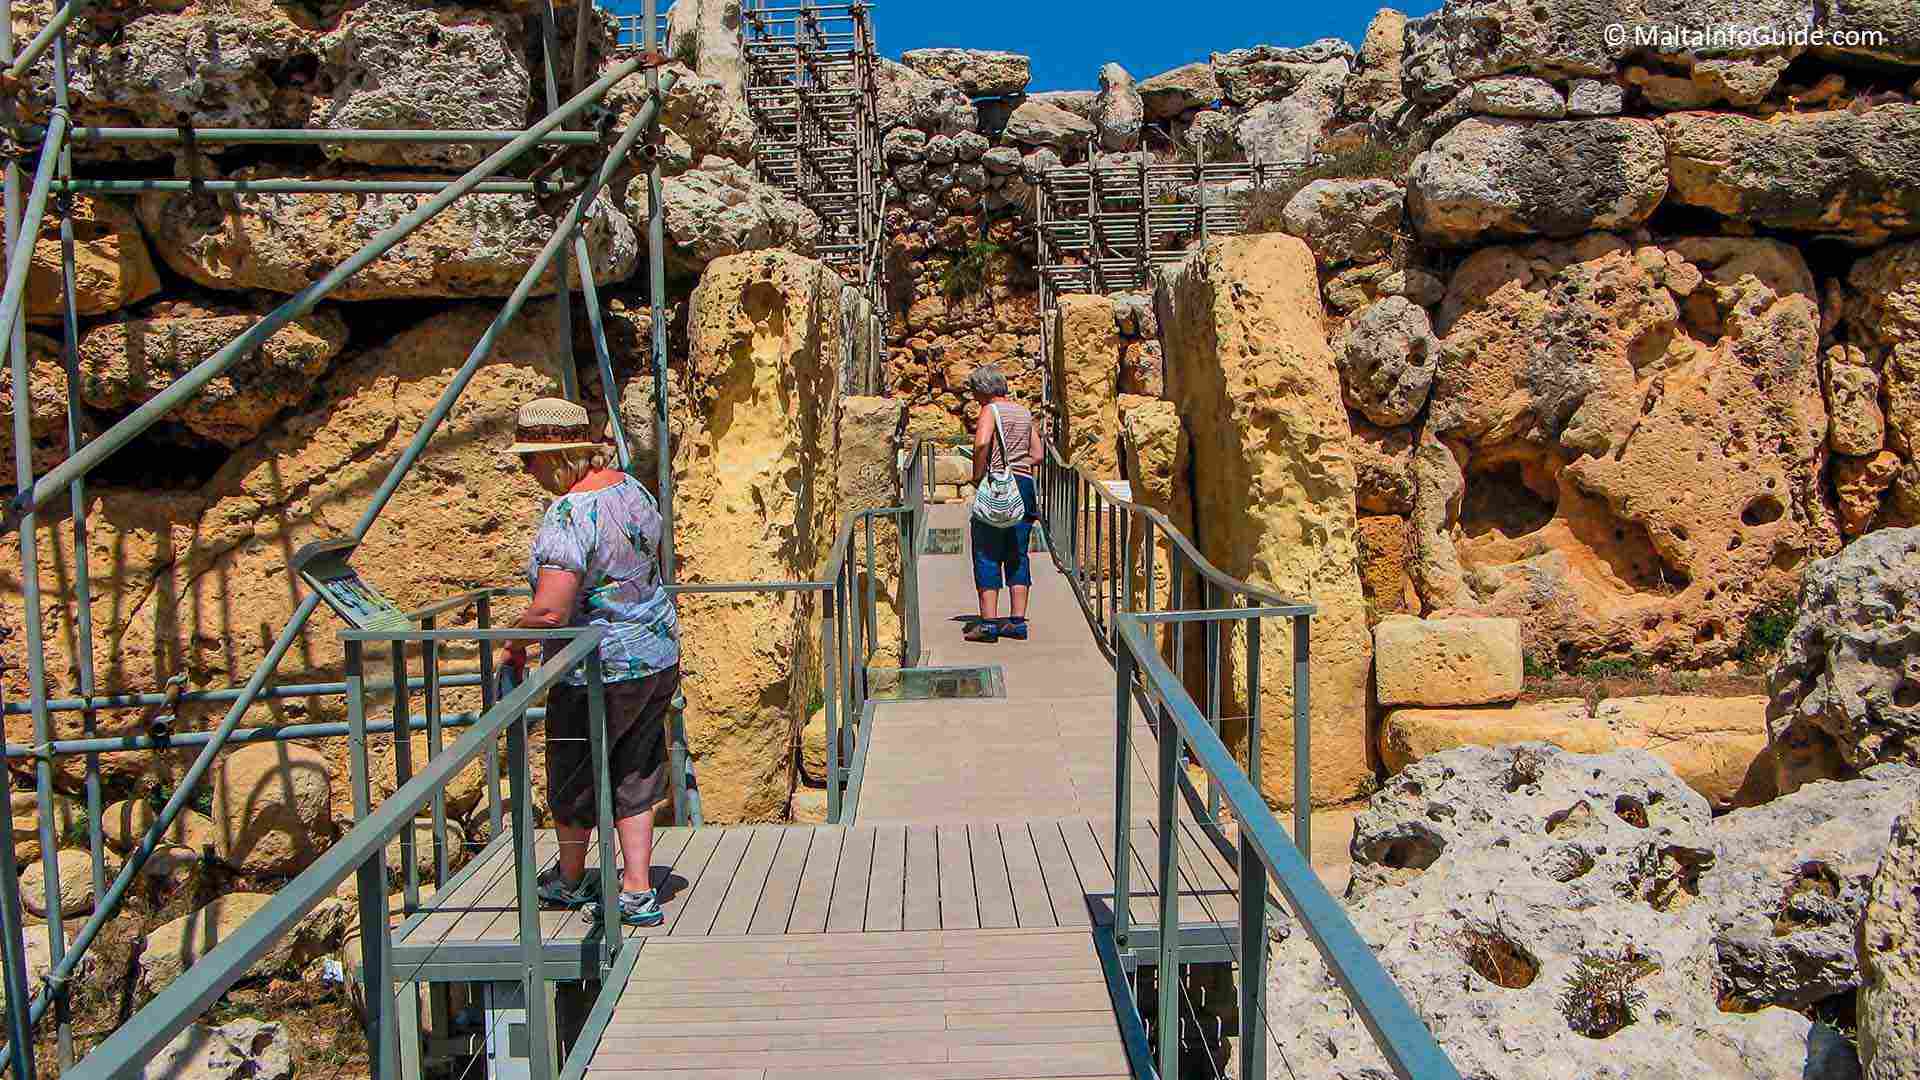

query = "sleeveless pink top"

[987,401,1035,477]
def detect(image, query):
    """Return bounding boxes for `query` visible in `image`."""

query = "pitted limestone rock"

[1275,743,1859,1080]
[1766,528,1920,794]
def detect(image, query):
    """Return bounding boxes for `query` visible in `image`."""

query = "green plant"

[1238,140,1419,232]
[1523,653,1557,681]
[1578,657,1641,680]
[62,807,92,848]
[1558,948,1658,1038]
[940,240,1002,301]
[1737,600,1796,662]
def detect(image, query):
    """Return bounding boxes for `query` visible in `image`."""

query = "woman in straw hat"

[502,397,680,927]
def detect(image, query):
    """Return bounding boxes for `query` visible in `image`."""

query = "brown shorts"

[545,665,681,827]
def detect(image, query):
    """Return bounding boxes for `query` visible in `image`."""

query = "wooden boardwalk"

[398,498,1265,1076]
[853,504,1152,825]
[589,930,1129,1079]
[393,817,1241,970]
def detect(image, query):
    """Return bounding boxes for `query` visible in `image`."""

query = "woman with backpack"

[964,366,1043,643]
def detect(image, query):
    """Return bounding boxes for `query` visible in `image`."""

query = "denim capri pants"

[971,474,1037,590]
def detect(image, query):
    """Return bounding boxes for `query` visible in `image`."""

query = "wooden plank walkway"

[588,931,1129,1080]
[395,818,1215,956]
[397,498,1289,1076]
[852,504,1153,826]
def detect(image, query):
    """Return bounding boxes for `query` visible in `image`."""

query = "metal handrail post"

[668,694,690,825]
[346,641,396,1078]
[0,679,37,1080]
[586,654,617,972]
[505,702,554,1078]
[1155,705,1180,1080]
[1204,582,1221,824]
[0,105,70,367]
[847,562,865,729]
[863,515,877,680]
[392,643,419,909]
[478,595,505,840]
[1293,614,1312,855]
[51,36,105,909]
[822,587,841,823]
[1239,615,1267,1080]
[1112,638,1134,950]
[423,618,449,886]
[647,0,673,587]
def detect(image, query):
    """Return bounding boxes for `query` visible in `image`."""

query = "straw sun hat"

[507,397,602,455]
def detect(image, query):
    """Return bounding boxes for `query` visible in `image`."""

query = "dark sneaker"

[617,890,665,927]
[536,867,598,910]
[963,621,999,643]
[998,619,1028,640]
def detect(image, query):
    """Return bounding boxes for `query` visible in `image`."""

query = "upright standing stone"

[1092,62,1144,152]
[677,251,846,822]
[1050,294,1121,480]
[1158,234,1373,807]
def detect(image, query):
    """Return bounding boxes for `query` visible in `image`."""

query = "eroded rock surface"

[1705,765,1920,1011]
[1420,234,1836,667]
[625,157,821,274]
[1409,118,1668,245]
[138,175,637,300]
[1767,528,1920,794]
[26,196,161,323]
[1379,695,1777,809]
[675,251,847,822]
[1859,797,1920,1080]
[76,302,349,447]
[1276,743,1859,1079]
[1665,106,1920,246]
[900,48,1030,98]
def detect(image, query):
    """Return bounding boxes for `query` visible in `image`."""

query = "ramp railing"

[1035,444,1461,1080]
[53,628,610,1080]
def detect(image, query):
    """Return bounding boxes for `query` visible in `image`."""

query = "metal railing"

[1035,444,1461,1080]
[56,628,609,1080]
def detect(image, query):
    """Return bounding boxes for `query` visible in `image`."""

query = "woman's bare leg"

[615,810,656,893]
[555,824,592,882]
[977,588,1000,622]
[1010,584,1029,620]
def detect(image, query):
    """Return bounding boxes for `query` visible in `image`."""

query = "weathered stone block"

[1374,616,1521,706]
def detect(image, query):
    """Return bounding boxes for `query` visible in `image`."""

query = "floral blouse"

[527,477,680,685]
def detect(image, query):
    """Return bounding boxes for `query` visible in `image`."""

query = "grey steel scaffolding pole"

[53,20,108,942]
[1,0,74,1062]
[0,65,679,1061]
[6,55,659,527]
[647,0,673,583]
[537,0,579,402]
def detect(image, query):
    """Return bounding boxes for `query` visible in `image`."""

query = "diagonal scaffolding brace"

[0,0,680,1063]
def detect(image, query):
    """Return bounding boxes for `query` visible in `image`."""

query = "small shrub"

[1239,140,1419,232]
[1504,746,1547,792]
[1559,948,1658,1038]
[1737,600,1796,662]
[62,808,92,849]
[940,240,1002,301]
[1523,653,1557,681]
[1578,657,1641,680]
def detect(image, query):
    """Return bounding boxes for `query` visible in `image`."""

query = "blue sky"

[872,1,1443,91]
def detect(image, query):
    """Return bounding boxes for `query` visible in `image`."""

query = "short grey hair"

[966,366,1010,398]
